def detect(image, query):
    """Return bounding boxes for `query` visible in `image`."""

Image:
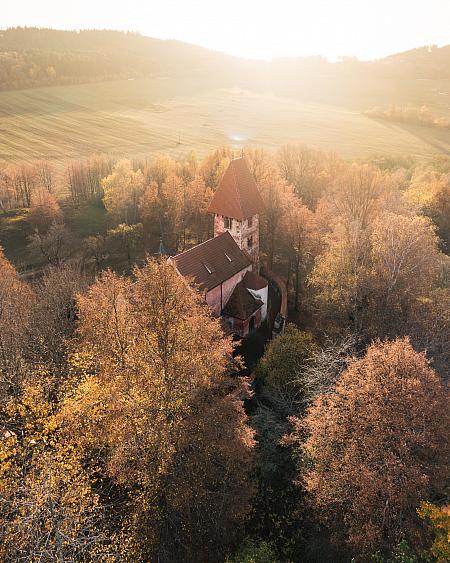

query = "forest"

[1,28,450,91]
[0,27,235,91]
[0,144,449,562]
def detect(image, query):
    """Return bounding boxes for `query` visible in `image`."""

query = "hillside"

[0,27,238,90]
[1,75,449,168]
[376,45,450,79]
[1,28,449,92]
[0,28,449,167]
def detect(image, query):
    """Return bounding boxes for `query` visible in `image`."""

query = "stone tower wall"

[214,214,260,272]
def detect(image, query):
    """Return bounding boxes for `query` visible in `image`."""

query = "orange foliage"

[291,338,449,557]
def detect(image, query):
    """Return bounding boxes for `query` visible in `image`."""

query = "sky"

[2,0,450,61]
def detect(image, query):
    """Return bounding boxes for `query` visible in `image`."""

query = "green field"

[1,72,449,167]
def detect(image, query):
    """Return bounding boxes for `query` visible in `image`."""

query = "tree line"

[365,104,450,129]
[2,28,449,93]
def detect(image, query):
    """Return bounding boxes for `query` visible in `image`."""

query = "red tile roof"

[170,231,251,292]
[222,280,263,320]
[243,270,268,291]
[207,157,265,221]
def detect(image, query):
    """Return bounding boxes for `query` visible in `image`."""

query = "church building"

[169,157,268,337]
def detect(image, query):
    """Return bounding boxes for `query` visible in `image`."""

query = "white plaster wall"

[247,285,268,321]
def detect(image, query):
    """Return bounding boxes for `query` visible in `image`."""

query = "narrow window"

[223,216,231,229]
[247,236,253,249]
[248,216,253,228]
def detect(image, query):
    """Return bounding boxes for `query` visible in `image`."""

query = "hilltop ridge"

[0,27,449,92]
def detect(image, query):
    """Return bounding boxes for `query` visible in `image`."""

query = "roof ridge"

[171,232,252,294]
[231,160,245,220]
[222,278,263,320]
[172,231,233,259]
[206,157,264,221]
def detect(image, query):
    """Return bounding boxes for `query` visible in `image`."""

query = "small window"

[223,216,232,229]
[248,216,253,228]
[247,236,253,249]
[224,252,232,262]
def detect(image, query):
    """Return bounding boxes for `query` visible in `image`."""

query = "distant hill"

[0,28,449,92]
[371,45,450,79]
[0,27,238,91]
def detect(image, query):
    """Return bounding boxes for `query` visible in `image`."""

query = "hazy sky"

[3,0,450,60]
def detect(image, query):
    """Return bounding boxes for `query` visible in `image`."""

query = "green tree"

[257,324,317,398]
[226,539,280,563]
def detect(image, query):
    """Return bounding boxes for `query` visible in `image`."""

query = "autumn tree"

[425,180,450,252]
[0,168,13,210]
[142,154,176,190]
[28,186,62,233]
[245,148,277,186]
[310,212,445,338]
[83,234,108,272]
[369,213,445,334]
[61,260,254,562]
[310,219,371,333]
[277,143,336,208]
[35,160,54,193]
[258,172,295,270]
[28,263,88,371]
[281,200,319,309]
[139,175,183,251]
[181,174,213,246]
[199,147,232,189]
[418,502,450,562]
[296,334,356,405]
[106,222,143,270]
[14,164,37,208]
[0,374,115,561]
[102,159,144,225]
[67,155,115,203]
[28,221,72,266]
[175,150,198,185]
[328,163,385,229]
[291,339,449,557]
[0,247,34,399]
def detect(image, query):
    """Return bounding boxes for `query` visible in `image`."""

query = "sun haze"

[3,0,450,60]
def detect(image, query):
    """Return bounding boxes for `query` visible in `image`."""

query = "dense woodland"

[1,27,449,91]
[0,144,449,562]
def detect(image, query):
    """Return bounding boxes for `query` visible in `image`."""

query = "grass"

[0,209,39,270]
[0,72,449,170]
[64,200,108,239]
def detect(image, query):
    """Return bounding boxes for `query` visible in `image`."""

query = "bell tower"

[207,157,264,272]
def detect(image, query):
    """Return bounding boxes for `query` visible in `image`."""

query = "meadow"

[1,70,449,168]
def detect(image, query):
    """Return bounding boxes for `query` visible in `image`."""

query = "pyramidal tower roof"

[207,157,265,221]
